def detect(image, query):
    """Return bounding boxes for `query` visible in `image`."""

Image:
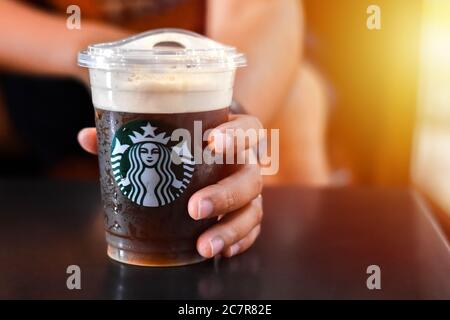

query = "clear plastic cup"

[78,29,246,266]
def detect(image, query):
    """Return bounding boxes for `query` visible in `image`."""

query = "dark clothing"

[0,74,94,170]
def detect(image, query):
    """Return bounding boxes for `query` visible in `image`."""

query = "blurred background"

[304,0,450,236]
[0,0,449,235]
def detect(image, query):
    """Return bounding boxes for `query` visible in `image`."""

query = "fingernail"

[77,130,84,142]
[209,236,225,257]
[197,199,214,219]
[228,243,240,257]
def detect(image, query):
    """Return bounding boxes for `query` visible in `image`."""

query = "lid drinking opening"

[153,41,186,49]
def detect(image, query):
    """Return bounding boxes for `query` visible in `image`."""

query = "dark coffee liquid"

[95,107,230,266]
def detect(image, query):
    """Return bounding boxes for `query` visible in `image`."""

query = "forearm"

[207,0,302,124]
[0,0,127,81]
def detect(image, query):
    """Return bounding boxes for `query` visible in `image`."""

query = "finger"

[222,224,261,258]
[196,196,263,258]
[188,162,262,220]
[208,114,264,153]
[77,127,98,155]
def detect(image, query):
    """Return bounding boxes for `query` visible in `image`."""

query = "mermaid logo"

[110,120,194,207]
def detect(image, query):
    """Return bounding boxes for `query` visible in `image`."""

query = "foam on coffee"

[89,31,235,114]
[90,69,234,114]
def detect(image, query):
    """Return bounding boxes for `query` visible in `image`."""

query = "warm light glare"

[412,0,450,214]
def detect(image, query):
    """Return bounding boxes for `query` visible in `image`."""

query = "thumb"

[77,128,98,155]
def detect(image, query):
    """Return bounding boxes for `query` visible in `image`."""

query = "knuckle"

[244,164,263,193]
[253,200,264,224]
[254,224,262,238]
[224,188,239,211]
[254,172,264,194]
[237,236,247,248]
[224,227,239,244]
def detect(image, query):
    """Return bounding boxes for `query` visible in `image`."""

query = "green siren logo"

[111,120,194,207]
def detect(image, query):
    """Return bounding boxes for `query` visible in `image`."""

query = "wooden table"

[0,180,449,299]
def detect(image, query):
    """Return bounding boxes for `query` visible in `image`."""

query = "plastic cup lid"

[78,28,246,72]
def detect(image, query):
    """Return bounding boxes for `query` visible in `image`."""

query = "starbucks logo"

[110,120,194,207]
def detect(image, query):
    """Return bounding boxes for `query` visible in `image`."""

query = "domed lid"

[78,28,246,72]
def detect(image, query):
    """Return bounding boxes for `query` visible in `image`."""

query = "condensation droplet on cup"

[113,222,121,230]
[113,205,122,215]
